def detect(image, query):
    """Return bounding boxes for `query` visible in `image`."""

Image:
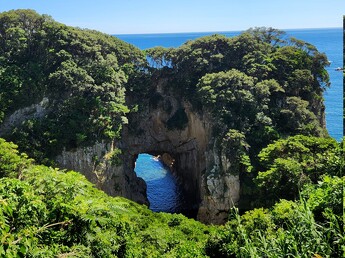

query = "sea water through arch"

[134,153,184,213]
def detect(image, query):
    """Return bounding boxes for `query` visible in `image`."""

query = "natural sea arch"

[120,96,209,218]
[56,92,240,224]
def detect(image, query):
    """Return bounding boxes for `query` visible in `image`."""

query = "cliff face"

[55,141,147,205]
[122,97,210,217]
[121,81,245,224]
[0,81,241,224]
[54,85,240,224]
[0,98,50,136]
[122,84,242,223]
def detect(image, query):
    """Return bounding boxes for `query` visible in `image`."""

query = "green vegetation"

[147,29,329,139]
[256,135,342,203]
[0,9,145,163]
[0,9,343,257]
[0,10,329,166]
[0,138,342,257]
[0,139,212,257]
[206,175,344,257]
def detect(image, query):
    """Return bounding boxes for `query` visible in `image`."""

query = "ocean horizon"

[114,26,342,36]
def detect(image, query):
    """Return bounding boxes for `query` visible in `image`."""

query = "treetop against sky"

[0,0,344,34]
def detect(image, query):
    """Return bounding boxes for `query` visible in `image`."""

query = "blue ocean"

[134,154,183,213]
[125,28,343,213]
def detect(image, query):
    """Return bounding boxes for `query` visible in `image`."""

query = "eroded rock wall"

[120,88,241,224]
[121,97,210,209]
[55,141,147,205]
[0,98,50,136]
[54,89,241,224]
[0,84,239,223]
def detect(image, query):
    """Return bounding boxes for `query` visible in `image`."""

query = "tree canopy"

[255,135,342,202]
[0,9,145,163]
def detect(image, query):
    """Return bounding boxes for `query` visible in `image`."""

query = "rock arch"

[56,93,240,224]
[120,100,208,216]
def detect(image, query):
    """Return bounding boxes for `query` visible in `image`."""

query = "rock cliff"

[0,79,241,224]
[55,141,147,204]
[53,84,241,224]
[0,98,50,135]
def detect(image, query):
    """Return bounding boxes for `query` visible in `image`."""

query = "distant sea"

[116,28,343,141]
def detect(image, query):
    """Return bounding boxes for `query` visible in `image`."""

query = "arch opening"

[134,153,185,213]
[123,98,205,219]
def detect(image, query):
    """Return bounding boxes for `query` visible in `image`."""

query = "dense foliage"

[0,138,212,257]
[0,9,145,163]
[0,9,343,257]
[146,29,329,142]
[206,174,344,257]
[0,10,330,168]
[256,135,342,203]
[0,138,343,257]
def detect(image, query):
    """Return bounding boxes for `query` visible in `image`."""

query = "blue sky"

[0,0,344,34]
